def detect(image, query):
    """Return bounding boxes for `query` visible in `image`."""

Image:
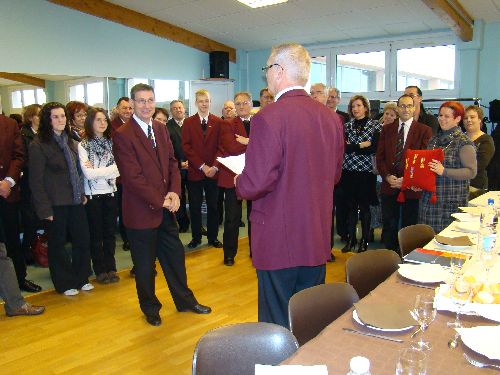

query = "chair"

[288,282,359,346]
[192,322,299,375]
[345,249,401,299]
[398,224,436,257]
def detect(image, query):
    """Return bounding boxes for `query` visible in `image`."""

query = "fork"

[463,353,500,369]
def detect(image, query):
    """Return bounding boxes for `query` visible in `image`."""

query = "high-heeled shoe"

[357,239,368,253]
[341,237,357,253]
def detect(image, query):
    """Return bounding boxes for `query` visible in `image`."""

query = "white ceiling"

[107,0,499,51]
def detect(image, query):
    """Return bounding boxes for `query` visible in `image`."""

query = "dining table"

[282,191,500,374]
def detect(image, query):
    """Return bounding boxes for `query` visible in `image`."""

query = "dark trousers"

[85,194,117,275]
[222,188,241,259]
[217,187,224,225]
[20,198,40,263]
[0,199,26,284]
[48,205,91,293]
[187,178,219,242]
[256,265,326,328]
[334,183,349,239]
[176,170,190,230]
[127,210,197,316]
[381,194,420,251]
[247,200,252,255]
[116,184,128,243]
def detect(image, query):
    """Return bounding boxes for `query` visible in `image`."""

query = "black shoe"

[145,314,161,326]
[187,239,201,249]
[224,257,234,266]
[340,235,349,243]
[179,304,212,314]
[122,241,130,251]
[200,226,208,236]
[208,239,223,248]
[327,252,336,262]
[357,239,368,253]
[341,237,356,253]
[130,267,135,278]
[19,279,42,293]
[179,226,189,233]
[239,221,245,227]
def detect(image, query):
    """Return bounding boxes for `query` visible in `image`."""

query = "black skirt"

[339,170,378,206]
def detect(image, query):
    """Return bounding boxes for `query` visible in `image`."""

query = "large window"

[10,87,46,109]
[66,78,104,106]
[127,78,189,104]
[336,51,385,93]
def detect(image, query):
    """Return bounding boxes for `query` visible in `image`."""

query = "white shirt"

[274,86,304,101]
[133,114,156,146]
[78,142,120,196]
[198,112,210,123]
[398,119,412,145]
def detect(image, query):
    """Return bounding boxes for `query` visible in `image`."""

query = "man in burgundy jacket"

[376,94,432,252]
[235,44,344,327]
[182,89,223,249]
[0,114,41,293]
[113,84,210,326]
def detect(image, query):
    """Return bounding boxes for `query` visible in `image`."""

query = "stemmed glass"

[449,256,466,282]
[410,294,436,351]
[480,249,498,286]
[447,276,472,328]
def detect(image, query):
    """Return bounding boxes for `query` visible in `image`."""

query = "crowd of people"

[0,43,497,327]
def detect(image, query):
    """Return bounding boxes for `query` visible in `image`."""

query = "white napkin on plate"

[398,263,448,283]
[255,364,328,374]
[456,326,500,360]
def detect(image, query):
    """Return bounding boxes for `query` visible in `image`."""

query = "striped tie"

[393,124,405,176]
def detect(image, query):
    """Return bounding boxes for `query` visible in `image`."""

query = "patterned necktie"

[243,120,251,136]
[201,119,207,136]
[147,125,156,149]
[394,123,405,176]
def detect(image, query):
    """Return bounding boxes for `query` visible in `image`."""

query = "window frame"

[65,77,106,107]
[8,85,46,109]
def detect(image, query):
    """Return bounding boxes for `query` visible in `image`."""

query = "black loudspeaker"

[210,51,229,79]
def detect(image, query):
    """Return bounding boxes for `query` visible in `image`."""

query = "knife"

[342,327,404,343]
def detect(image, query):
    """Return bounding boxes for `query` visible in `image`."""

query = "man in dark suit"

[327,87,350,124]
[405,86,440,136]
[235,44,344,328]
[376,94,432,252]
[113,84,211,326]
[182,89,223,249]
[0,114,41,293]
[167,100,190,232]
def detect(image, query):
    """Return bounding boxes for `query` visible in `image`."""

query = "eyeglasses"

[406,93,420,98]
[235,101,251,106]
[133,98,155,105]
[262,63,282,73]
[398,104,414,109]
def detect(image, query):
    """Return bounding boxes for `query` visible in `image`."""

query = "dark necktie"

[394,123,405,176]
[201,119,207,136]
[243,120,251,136]
[147,125,156,149]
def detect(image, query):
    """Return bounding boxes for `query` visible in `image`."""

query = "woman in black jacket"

[29,102,92,296]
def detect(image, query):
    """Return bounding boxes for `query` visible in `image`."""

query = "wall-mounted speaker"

[210,51,229,79]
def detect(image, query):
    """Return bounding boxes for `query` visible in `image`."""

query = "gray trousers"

[0,242,25,313]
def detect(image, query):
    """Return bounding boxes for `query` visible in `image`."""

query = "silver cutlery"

[463,353,500,369]
[342,327,404,343]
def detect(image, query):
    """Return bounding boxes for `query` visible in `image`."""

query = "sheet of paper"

[216,154,245,175]
[255,364,328,375]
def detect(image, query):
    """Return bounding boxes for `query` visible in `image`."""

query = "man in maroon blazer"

[113,84,210,326]
[182,89,223,249]
[0,114,41,293]
[235,44,344,327]
[376,94,432,252]
[217,92,252,266]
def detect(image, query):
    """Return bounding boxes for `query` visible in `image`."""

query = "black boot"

[357,239,368,253]
[341,236,357,253]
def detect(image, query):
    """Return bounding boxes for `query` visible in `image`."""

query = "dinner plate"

[352,310,414,332]
[398,263,448,283]
[459,206,482,216]
[454,221,480,233]
[451,212,479,222]
[457,326,500,360]
[433,238,473,251]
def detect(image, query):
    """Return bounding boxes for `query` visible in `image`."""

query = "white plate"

[451,212,479,222]
[459,206,482,216]
[454,221,480,233]
[433,238,473,252]
[352,310,414,332]
[398,264,448,283]
[457,326,500,360]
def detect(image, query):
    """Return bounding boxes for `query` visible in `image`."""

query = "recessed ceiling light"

[237,0,288,9]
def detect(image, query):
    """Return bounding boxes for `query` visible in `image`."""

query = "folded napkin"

[435,235,474,246]
[456,326,500,360]
[451,212,479,222]
[459,206,483,216]
[255,365,328,375]
[354,303,416,329]
[398,263,448,283]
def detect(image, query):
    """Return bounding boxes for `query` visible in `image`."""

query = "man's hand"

[45,216,54,221]
[206,167,217,178]
[386,174,398,188]
[83,196,88,205]
[0,180,12,198]
[233,174,239,187]
[235,134,249,145]
[181,161,189,169]
[202,165,211,176]
[163,192,180,212]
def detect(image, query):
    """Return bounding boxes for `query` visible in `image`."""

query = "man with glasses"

[217,92,253,266]
[259,88,274,109]
[235,44,344,327]
[404,85,439,135]
[327,87,350,124]
[310,83,328,105]
[113,84,211,326]
[376,94,432,252]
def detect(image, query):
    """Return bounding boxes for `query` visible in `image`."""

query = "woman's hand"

[428,159,444,176]
[359,141,371,149]
[84,160,93,168]
[45,216,54,221]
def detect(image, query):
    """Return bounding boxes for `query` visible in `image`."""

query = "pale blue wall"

[477,22,500,107]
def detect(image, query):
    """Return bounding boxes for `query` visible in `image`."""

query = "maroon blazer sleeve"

[220,119,247,155]
[157,122,181,196]
[0,117,24,183]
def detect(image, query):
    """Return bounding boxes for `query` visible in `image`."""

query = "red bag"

[397,148,444,204]
[31,233,49,267]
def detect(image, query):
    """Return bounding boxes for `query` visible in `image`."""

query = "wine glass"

[480,249,498,285]
[410,294,436,351]
[447,276,472,328]
[396,347,427,375]
[449,256,466,282]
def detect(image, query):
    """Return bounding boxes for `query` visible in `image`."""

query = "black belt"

[86,193,115,199]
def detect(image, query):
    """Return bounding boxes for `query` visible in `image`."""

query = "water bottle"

[347,356,371,375]
[479,199,497,252]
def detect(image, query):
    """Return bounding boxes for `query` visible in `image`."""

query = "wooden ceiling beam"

[0,72,46,88]
[47,0,237,62]
[422,0,474,42]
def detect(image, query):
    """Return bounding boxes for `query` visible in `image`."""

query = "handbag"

[31,232,49,267]
[397,148,444,204]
